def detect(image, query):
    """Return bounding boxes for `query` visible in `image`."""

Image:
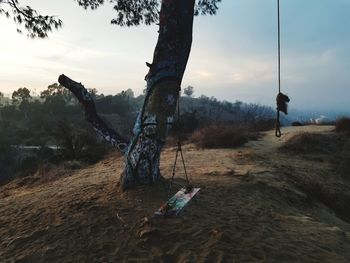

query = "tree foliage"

[0,0,63,38]
[40,83,74,103]
[184,85,194,97]
[76,0,221,26]
[1,0,221,37]
[12,87,31,105]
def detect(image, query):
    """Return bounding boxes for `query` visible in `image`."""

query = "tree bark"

[58,0,195,190]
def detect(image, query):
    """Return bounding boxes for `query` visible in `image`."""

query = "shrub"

[331,137,350,181]
[64,160,83,170]
[335,117,350,134]
[291,121,303,126]
[189,125,256,149]
[178,111,199,134]
[252,118,275,132]
[0,133,17,184]
[18,155,39,177]
[54,119,110,163]
[35,146,55,160]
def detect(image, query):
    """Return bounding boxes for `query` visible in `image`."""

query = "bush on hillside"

[252,118,276,132]
[54,119,110,163]
[292,121,303,126]
[189,125,257,149]
[18,155,40,177]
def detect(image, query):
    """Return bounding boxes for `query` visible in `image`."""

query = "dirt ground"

[1,125,350,262]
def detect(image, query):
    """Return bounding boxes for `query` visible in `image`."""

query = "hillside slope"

[1,125,350,262]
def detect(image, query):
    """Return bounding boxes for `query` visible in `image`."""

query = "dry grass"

[281,131,350,181]
[2,126,350,262]
[189,124,258,149]
[280,132,333,154]
[332,138,350,181]
[279,130,350,222]
[289,172,350,222]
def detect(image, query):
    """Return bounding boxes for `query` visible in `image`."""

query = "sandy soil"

[1,125,350,262]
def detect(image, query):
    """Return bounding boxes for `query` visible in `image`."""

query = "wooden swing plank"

[155,187,200,216]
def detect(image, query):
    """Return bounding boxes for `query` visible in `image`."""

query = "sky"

[0,0,349,112]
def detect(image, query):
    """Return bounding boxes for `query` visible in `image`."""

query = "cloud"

[37,38,111,62]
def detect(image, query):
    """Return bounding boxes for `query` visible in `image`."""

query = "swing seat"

[155,187,200,216]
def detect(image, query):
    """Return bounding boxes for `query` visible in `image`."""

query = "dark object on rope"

[275,92,290,137]
[275,0,290,138]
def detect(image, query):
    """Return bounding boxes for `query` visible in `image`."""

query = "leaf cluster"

[1,0,221,37]
[0,0,62,38]
[12,87,31,105]
[0,0,221,38]
[77,0,221,26]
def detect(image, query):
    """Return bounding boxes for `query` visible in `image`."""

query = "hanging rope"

[275,0,282,138]
[277,0,281,95]
[275,0,290,138]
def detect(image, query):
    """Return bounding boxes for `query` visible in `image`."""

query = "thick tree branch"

[58,74,129,153]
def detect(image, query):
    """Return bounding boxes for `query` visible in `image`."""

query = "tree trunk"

[120,0,195,190]
[59,0,195,190]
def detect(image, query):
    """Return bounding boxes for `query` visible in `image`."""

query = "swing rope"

[275,0,283,138]
[167,91,192,198]
[277,0,281,95]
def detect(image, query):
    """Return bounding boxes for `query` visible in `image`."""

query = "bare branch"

[58,74,129,153]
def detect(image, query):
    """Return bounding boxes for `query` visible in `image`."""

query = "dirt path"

[1,125,349,262]
[247,125,335,154]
